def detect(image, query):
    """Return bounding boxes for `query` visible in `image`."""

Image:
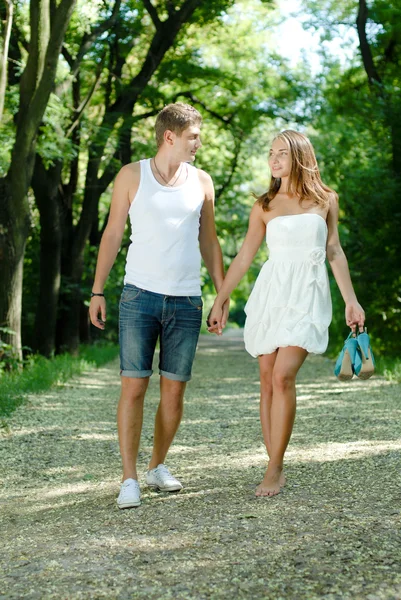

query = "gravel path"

[1,331,401,599]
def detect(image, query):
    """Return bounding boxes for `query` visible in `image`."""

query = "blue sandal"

[354,329,375,380]
[334,332,359,381]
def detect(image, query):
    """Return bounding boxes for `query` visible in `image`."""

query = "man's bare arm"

[198,169,225,292]
[89,163,139,329]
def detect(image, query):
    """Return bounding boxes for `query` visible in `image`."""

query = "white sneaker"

[116,478,141,509]
[146,464,183,492]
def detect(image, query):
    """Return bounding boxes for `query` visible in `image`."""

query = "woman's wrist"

[216,293,229,306]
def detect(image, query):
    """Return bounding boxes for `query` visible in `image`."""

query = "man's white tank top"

[124,158,204,296]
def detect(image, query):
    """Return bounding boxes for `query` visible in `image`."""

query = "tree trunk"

[56,258,83,355]
[0,0,14,122]
[31,157,63,357]
[0,176,26,355]
[56,155,81,354]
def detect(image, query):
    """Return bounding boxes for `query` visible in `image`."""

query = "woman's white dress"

[243,213,332,357]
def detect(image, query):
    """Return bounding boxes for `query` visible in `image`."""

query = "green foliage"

[0,327,22,372]
[0,343,119,419]
[375,355,401,383]
[302,0,401,357]
[36,94,78,168]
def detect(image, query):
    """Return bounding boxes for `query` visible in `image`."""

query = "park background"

[1,2,401,599]
[0,0,400,405]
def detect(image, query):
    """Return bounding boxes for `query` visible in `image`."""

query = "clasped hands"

[206,298,230,335]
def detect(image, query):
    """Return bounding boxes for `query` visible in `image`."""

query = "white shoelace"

[156,465,176,482]
[122,479,139,490]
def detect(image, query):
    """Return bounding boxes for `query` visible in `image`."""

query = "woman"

[208,130,365,497]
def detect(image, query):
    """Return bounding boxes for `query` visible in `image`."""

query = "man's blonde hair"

[155,102,202,147]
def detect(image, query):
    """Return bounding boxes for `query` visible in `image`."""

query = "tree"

[28,0,290,355]
[0,0,77,358]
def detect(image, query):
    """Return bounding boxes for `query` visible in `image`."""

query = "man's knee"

[161,378,186,406]
[120,376,149,402]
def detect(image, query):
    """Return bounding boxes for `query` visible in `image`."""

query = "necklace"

[153,158,183,187]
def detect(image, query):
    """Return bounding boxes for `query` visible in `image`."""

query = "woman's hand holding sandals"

[345,301,365,334]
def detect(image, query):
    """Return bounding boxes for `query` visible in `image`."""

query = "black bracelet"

[91,292,105,298]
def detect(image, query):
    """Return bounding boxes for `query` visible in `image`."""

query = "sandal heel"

[354,330,375,380]
[334,333,358,381]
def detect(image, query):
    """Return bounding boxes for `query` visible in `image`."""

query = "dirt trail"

[1,331,400,599]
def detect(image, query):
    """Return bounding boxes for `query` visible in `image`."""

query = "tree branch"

[68,0,122,79]
[61,45,74,67]
[109,0,202,116]
[66,56,105,137]
[19,0,51,110]
[215,134,243,203]
[383,37,396,64]
[97,108,161,190]
[143,0,161,29]
[29,0,77,116]
[173,91,233,124]
[356,0,382,86]
[166,1,176,18]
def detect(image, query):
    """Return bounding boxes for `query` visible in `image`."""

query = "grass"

[375,355,401,382]
[0,343,119,420]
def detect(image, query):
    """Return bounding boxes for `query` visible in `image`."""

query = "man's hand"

[89,297,107,330]
[207,298,229,335]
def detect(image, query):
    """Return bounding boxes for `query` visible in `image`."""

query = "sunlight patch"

[74,433,115,441]
[285,440,401,462]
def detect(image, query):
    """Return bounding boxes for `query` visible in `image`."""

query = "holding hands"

[207,298,230,335]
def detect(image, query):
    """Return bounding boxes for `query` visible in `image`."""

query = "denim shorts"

[119,284,203,382]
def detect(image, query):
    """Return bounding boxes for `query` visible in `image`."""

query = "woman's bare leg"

[259,351,286,487]
[256,346,308,497]
[258,351,277,455]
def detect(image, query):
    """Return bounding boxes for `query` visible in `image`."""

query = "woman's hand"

[345,301,365,333]
[207,298,229,335]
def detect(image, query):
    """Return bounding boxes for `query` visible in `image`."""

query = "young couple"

[89,103,365,508]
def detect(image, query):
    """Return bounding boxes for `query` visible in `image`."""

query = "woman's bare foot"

[280,471,286,488]
[255,465,283,497]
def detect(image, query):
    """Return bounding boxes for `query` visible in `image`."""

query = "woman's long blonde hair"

[257,130,336,211]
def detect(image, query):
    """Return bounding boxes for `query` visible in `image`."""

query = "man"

[89,103,228,508]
